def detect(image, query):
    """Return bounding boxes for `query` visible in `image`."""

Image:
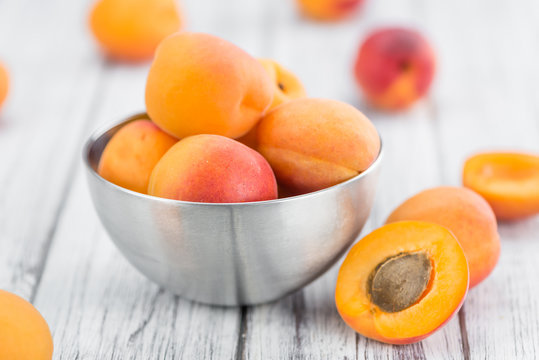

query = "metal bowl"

[83,113,382,306]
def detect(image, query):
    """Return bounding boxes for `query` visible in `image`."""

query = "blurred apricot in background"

[0,61,8,110]
[0,290,53,360]
[296,0,364,21]
[354,27,435,110]
[89,0,182,62]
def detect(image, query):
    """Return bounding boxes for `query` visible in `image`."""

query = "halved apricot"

[335,221,469,344]
[463,152,539,220]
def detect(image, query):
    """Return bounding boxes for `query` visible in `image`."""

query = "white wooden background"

[1,0,539,358]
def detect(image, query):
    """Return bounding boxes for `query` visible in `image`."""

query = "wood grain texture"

[0,0,538,358]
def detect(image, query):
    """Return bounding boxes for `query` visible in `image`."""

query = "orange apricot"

[145,32,274,139]
[89,0,182,61]
[0,62,8,109]
[0,290,53,360]
[296,0,364,21]
[148,134,278,203]
[237,59,306,149]
[386,186,500,288]
[463,152,539,220]
[256,98,380,193]
[354,28,436,110]
[336,221,469,344]
[98,119,177,194]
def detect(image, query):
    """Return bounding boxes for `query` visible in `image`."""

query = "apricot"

[237,59,307,149]
[296,0,364,21]
[256,98,380,193]
[145,32,274,139]
[98,119,177,194]
[89,0,181,61]
[463,152,539,220]
[0,290,53,360]
[336,221,469,345]
[354,28,435,110]
[386,186,500,288]
[148,134,278,203]
[0,62,8,109]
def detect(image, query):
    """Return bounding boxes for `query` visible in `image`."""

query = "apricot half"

[354,28,435,110]
[98,119,177,194]
[89,0,182,61]
[145,32,274,139]
[0,62,8,109]
[0,290,53,360]
[256,98,380,193]
[148,134,278,203]
[463,152,539,220]
[336,221,469,344]
[386,186,500,288]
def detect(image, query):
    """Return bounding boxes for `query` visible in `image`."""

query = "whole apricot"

[148,134,278,203]
[145,32,274,139]
[237,59,307,148]
[386,186,500,288]
[463,152,539,220]
[256,98,380,193]
[98,119,177,194]
[336,221,468,344]
[0,62,8,109]
[89,0,182,61]
[354,28,435,110]
[0,290,53,360]
[296,0,364,21]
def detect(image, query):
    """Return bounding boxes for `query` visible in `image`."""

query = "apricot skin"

[145,32,274,140]
[256,98,380,193]
[336,221,468,345]
[89,0,181,61]
[98,119,177,194]
[354,28,435,110]
[296,0,364,21]
[237,59,307,148]
[0,290,53,360]
[148,134,278,203]
[0,62,8,109]
[463,152,539,220]
[387,186,500,288]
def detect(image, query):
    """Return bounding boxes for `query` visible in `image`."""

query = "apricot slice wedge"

[335,221,469,344]
[463,152,539,220]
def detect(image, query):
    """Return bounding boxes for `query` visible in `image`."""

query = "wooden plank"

[426,0,539,358]
[0,0,103,299]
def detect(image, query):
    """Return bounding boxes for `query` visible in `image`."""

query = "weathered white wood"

[0,0,103,299]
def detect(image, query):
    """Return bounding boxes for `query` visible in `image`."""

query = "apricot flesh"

[0,62,8,109]
[336,221,469,344]
[0,290,53,360]
[256,98,380,193]
[89,0,182,61]
[296,0,364,21]
[354,28,435,110]
[463,152,539,220]
[98,119,177,194]
[368,252,432,313]
[386,186,500,288]
[145,32,274,139]
[148,134,278,203]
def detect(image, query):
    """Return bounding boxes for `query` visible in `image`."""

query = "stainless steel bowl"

[83,113,382,306]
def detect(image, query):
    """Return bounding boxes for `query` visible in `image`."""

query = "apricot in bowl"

[336,221,469,344]
[84,113,383,305]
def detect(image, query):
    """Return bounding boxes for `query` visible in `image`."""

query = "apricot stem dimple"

[368,251,432,313]
[278,82,285,91]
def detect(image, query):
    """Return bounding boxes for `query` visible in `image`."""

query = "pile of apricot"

[98,31,381,203]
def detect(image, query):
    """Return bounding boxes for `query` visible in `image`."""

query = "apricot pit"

[368,251,432,313]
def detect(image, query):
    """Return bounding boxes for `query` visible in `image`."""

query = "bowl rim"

[83,112,383,207]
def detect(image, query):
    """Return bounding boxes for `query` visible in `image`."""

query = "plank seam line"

[235,306,248,360]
